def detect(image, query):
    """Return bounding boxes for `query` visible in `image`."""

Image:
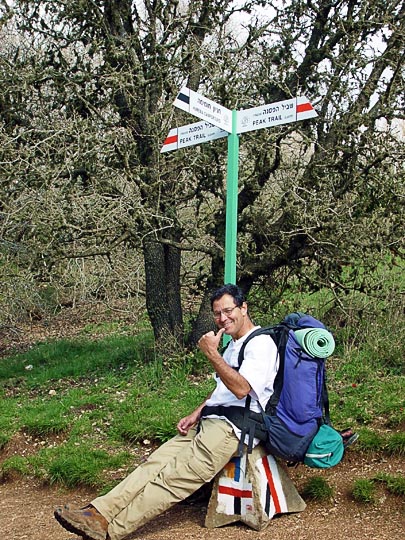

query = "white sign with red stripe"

[161,120,228,153]
[162,90,318,152]
[236,96,317,134]
[174,87,232,133]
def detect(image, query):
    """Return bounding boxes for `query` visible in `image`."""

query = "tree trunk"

[165,242,183,343]
[187,258,224,348]
[188,291,216,348]
[143,239,184,352]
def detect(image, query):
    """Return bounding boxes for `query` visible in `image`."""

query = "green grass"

[0,329,215,488]
[385,432,405,456]
[44,444,130,488]
[353,428,385,452]
[345,428,405,455]
[326,345,404,432]
[111,369,213,444]
[0,332,155,386]
[0,432,9,450]
[374,473,405,497]
[351,473,405,504]
[0,455,31,480]
[301,476,334,501]
[0,277,404,491]
[352,479,376,503]
[0,444,131,488]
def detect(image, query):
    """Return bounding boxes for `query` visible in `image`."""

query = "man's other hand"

[176,411,200,436]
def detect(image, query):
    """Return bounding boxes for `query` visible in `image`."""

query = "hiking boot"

[343,432,359,448]
[340,428,359,448]
[54,504,108,540]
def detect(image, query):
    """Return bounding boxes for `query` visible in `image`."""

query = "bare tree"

[1,1,266,345]
[0,1,403,347]
[187,0,405,336]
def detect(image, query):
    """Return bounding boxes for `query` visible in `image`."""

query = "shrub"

[374,473,405,497]
[355,429,385,453]
[352,479,375,503]
[301,476,334,501]
[45,445,130,488]
[0,432,10,450]
[0,455,30,480]
[385,432,405,456]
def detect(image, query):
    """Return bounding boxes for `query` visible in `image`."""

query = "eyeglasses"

[213,306,239,319]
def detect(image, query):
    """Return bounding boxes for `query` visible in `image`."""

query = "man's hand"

[176,410,200,436]
[198,328,251,400]
[198,328,225,357]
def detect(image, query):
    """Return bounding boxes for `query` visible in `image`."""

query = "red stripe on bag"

[218,486,252,498]
[262,456,281,514]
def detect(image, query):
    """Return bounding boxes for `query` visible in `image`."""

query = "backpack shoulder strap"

[236,323,292,413]
[237,314,305,369]
[237,323,291,367]
[264,324,291,413]
[237,327,269,368]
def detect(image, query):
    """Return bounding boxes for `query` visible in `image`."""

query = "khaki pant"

[92,418,239,540]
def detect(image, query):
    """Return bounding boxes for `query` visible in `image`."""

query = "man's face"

[212,293,248,340]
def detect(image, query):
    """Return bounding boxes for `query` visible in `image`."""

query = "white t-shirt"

[202,326,279,442]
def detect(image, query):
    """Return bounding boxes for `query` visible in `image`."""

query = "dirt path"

[1,452,403,540]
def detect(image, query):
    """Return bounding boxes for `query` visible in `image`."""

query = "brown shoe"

[54,504,108,540]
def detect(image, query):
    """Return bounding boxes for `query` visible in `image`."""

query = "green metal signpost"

[224,109,239,285]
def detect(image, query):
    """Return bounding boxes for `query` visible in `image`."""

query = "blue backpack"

[202,312,344,467]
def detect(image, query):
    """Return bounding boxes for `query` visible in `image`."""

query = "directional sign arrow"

[161,120,228,153]
[237,96,317,134]
[164,85,319,307]
[174,86,232,133]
